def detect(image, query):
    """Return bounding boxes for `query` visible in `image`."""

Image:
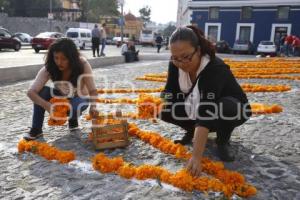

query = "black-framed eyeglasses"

[170,49,197,64]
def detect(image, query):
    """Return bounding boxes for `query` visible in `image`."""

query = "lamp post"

[118,0,125,43]
[49,0,53,31]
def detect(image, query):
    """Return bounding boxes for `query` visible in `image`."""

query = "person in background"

[155,34,163,53]
[159,26,252,176]
[165,36,170,50]
[91,24,101,57]
[279,35,286,56]
[24,38,99,140]
[292,36,300,57]
[100,23,107,57]
[284,35,294,57]
[121,40,139,63]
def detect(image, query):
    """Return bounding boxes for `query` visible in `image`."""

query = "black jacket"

[162,56,250,129]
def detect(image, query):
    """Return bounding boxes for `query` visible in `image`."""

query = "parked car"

[31,32,64,53]
[14,32,32,43]
[112,36,129,47]
[106,36,113,45]
[0,27,21,51]
[66,28,92,50]
[215,40,231,53]
[257,41,277,56]
[232,40,255,54]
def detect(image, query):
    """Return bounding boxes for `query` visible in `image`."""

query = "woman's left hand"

[89,105,99,118]
[186,155,202,177]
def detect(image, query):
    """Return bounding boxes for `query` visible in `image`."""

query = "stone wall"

[0,13,93,36]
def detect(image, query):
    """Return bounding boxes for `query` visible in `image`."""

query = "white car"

[257,41,277,55]
[66,28,92,50]
[112,37,129,47]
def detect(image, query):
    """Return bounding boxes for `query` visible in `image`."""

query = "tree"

[0,0,10,13]
[139,6,151,26]
[78,0,119,23]
[8,0,61,17]
[163,23,176,37]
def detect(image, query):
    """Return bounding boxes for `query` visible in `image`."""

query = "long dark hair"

[45,38,83,87]
[170,25,215,60]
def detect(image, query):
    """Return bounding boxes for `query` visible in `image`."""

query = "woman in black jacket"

[160,26,252,176]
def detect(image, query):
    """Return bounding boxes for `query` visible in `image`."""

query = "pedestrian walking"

[100,23,107,56]
[155,34,163,53]
[159,26,252,176]
[91,24,101,57]
[24,38,99,140]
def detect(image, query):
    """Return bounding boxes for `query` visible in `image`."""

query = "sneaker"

[23,133,43,140]
[23,128,43,141]
[68,119,79,130]
[216,143,235,162]
[174,133,193,145]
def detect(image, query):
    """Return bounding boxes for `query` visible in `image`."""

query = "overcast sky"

[121,0,178,24]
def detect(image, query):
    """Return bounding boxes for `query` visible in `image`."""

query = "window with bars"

[277,6,289,19]
[209,7,219,20]
[241,7,252,19]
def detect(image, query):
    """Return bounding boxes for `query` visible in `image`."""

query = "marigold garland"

[18,139,75,164]
[48,97,70,126]
[97,87,164,94]
[125,123,257,197]
[96,84,291,94]
[250,103,283,114]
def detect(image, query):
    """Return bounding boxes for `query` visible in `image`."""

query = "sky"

[121,0,178,24]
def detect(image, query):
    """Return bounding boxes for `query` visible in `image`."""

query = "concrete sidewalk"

[0,50,171,84]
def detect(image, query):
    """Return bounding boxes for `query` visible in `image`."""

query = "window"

[0,29,11,38]
[278,6,289,19]
[207,26,218,42]
[239,26,251,42]
[241,7,252,19]
[209,7,219,20]
[80,32,87,37]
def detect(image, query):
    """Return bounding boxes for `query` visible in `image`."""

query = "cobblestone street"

[0,60,300,200]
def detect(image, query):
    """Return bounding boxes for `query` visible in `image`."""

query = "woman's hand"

[186,155,202,177]
[45,102,52,113]
[89,105,99,118]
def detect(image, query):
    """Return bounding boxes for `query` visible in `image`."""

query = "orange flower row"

[250,103,283,114]
[97,87,164,94]
[125,123,257,198]
[48,97,70,126]
[137,94,163,119]
[234,74,300,80]
[136,76,167,82]
[96,84,290,94]
[92,153,256,198]
[18,139,75,164]
[241,84,291,92]
[231,68,300,75]
[96,98,137,104]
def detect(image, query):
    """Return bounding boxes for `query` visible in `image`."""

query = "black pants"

[157,44,162,53]
[159,97,252,145]
[92,37,100,56]
[123,51,139,63]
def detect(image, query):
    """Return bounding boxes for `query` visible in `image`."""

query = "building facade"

[177,0,300,47]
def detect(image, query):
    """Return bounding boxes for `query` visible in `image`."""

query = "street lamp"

[118,0,125,43]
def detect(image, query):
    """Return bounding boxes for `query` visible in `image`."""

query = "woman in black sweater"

[160,26,252,176]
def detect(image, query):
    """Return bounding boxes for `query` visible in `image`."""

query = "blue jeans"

[101,38,106,55]
[32,86,89,130]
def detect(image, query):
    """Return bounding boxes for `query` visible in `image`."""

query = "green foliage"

[139,6,151,26]
[78,0,119,23]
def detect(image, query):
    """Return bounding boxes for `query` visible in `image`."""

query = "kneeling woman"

[160,26,252,176]
[24,38,99,140]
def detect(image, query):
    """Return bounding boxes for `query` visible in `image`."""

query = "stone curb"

[0,54,169,85]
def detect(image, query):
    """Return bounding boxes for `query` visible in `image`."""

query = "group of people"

[25,25,252,176]
[91,23,107,57]
[279,34,300,57]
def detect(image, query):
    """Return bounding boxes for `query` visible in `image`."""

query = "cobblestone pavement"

[0,60,299,200]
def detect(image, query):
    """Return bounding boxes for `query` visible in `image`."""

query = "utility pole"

[49,0,53,31]
[118,0,125,43]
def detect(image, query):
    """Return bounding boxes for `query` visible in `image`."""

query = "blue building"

[177,0,300,48]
